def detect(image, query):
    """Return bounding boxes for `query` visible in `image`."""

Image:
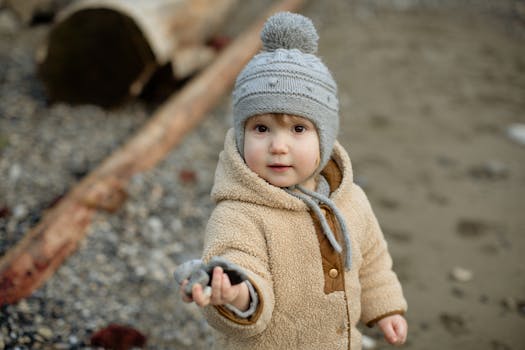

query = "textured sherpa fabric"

[232,12,339,172]
[201,129,407,350]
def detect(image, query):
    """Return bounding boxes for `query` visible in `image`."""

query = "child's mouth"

[268,164,291,172]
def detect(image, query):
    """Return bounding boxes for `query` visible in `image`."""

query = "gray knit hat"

[233,11,339,171]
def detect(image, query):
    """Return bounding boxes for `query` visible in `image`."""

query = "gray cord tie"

[285,182,352,270]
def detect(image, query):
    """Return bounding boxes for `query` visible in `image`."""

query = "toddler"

[176,12,407,350]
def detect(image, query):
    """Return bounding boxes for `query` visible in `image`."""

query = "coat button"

[329,268,339,278]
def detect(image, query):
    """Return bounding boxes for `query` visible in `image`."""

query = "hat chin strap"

[285,177,352,270]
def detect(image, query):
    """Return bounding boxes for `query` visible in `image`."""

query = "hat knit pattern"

[233,12,339,171]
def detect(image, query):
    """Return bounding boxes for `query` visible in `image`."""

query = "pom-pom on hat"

[233,11,339,173]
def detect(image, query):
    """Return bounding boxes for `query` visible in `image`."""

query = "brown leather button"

[329,268,339,278]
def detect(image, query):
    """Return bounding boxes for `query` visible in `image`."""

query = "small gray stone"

[506,123,525,146]
[12,204,27,219]
[450,267,473,282]
[362,334,377,349]
[148,216,164,236]
[68,335,78,345]
[0,9,20,34]
[8,163,21,182]
[16,300,30,313]
[469,160,509,180]
[37,327,53,340]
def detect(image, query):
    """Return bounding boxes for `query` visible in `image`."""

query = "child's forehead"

[247,113,314,125]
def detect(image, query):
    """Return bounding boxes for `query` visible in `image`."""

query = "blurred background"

[0,0,524,349]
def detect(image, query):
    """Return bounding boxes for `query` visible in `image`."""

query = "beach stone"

[8,164,21,182]
[37,326,53,339]
[16,300,30,313]
[148,216,163,234]
[506,123,525,145]
[362,334,378,349]
[12,204,27,219]
[450,266,473,282]
[0,9,19,34]
[469,160,509,180]
[500,296,525,316]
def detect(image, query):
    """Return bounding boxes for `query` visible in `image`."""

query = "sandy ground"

[1,0,525,349]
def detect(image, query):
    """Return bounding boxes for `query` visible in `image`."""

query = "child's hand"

[180,266,250,311]
[377,314,407,346]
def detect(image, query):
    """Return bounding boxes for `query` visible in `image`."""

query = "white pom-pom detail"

[261,12,318,54]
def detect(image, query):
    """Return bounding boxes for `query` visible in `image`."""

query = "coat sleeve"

[353,185,407,326]
[200,202,274,338]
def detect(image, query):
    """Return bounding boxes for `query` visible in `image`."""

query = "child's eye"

[255,124,268,133]
[294,125,306,133]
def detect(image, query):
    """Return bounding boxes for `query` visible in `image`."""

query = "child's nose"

[269,134,288,154]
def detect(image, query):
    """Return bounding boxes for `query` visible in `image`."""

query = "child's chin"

[266,179,293,188]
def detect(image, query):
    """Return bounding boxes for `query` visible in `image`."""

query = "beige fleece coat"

[202,129,407,350]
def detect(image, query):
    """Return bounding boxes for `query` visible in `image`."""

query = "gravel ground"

[1,0,525,349]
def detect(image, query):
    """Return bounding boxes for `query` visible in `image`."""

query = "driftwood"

[37,0,238,107]
[4,0,72,24]
[0,0,305,305]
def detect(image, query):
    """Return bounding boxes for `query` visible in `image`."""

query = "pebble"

[37,327,53,340]
[170,218,183,232]
[506,123,525,145]
[173,330,194,347]
[0,9,20,34]
[500,296,525,315]
[12,204,27,220]
[469,160,509,180]
[8,164,21,182]
[68,335,78,345]
[147,216,164,234]
[16,300,30,314]
[450,266,473,282]
[362,334,378,349]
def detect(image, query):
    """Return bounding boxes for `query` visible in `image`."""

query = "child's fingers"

[192,283,211,307]
[180,280,193,303]
[382,322,398,345]
[210,266,224,304]
[220,273,235,301]
[393,318,407,344]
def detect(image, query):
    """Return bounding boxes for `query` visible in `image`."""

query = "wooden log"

[0,0,305,305]
[171,45,217,81]
[4,0,71,24]
[36,0,238,107]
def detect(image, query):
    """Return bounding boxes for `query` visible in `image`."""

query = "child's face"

[243,114,320,190]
